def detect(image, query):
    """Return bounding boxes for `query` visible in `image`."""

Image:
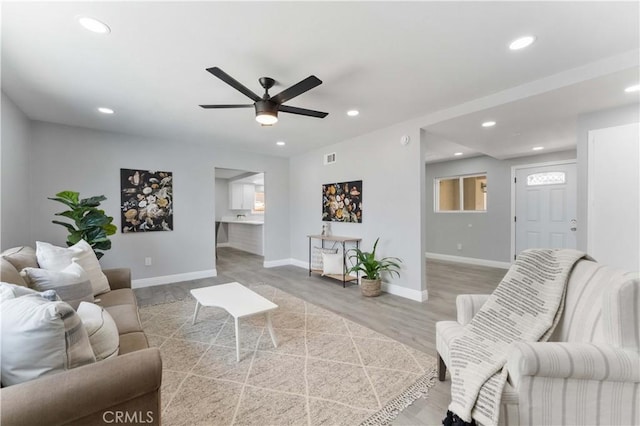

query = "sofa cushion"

[104,303,144,335]
[0,258,28,287]
[0,293,95,386]
[119,332,150,355]
[98,288,138,308]
[21,260,94,309]
[36,240,111,296]
[77,302,120,361]
[1,246,38,271]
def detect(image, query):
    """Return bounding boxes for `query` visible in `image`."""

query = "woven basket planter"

[361,278,382,297]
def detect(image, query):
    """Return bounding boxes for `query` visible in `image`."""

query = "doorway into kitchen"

[214,168,266,274]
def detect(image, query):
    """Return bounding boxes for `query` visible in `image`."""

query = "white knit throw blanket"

[448,249,587,426]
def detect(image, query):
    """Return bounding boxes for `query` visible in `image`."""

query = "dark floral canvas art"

[322,180,362,223]
[120,168,173,232]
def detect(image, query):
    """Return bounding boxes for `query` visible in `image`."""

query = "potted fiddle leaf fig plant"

[347,237,402,297]
[49,190,117,259]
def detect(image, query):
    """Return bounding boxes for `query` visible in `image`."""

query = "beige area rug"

[139,283,437,426]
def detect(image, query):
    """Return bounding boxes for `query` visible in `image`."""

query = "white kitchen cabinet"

[229,183,255,210]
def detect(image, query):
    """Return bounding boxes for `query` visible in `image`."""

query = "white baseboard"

[263,258,308,269]
[264,259,427,302]
[382,283,429,302]
[216,242,230,248]
[132,269,217,289]
[425,252,511,269]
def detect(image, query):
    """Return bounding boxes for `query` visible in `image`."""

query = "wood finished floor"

[135,247,507,425]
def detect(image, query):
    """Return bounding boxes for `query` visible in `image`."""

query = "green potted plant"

[49,190,117,259]
[347,237,402,297]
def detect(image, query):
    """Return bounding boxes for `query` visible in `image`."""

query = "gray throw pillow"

[21,260,94,309]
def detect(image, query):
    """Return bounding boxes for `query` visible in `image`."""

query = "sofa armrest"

[456,294,490,325]
[0,348,162,426]
[103,268,132,290]
[507,342,640,388]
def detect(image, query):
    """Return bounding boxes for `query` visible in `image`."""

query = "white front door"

[513,162,577,259]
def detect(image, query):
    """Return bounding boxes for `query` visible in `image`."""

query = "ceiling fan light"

[255,100,278,125]
[256,113,278,125]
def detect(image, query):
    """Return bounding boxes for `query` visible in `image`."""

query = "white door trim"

[510,159,577,262]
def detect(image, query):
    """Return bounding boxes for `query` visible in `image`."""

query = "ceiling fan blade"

[206,67,261,102]
[270,76,322,105]
[279,105,328,118]
[199,104,254,109]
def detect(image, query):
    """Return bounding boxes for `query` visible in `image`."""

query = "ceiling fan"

[200,67,328,125]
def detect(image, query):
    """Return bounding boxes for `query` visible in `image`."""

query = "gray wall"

[425,149,577,263]
[576,103,639,250]
[1,92,31,249]
[27,121,290,280]
[289,122,426,297]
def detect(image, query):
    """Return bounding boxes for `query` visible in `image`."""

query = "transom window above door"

[435,174,487,212]
[526,171,566,186]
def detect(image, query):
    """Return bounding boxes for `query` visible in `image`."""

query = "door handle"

[570,219,577,232]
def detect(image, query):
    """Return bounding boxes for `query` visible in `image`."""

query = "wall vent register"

[324,152,336,165]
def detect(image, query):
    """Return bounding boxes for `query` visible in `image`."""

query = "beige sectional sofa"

[0,247,162,426]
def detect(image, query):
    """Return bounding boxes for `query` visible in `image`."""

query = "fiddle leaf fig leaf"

[49,191,117,259]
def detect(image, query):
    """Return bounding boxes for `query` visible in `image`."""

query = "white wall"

[424,150,577,263]
[576,103,640,251]
[290,123,427,301]
[27,121,290,283]
[1,92,31,249]
[214,178,232,221]
[214,177,231,244]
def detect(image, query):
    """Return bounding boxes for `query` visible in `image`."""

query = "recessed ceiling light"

[276,141,286,146]
[347,110,359,117]
[97,107,114,114]
[509,35,536,50]
[76,16,111,34]
[482,121,496,128]
[454,152,463,156]
[532,146,544,151]
[624,84,640,93]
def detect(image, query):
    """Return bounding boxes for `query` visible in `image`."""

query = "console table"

[307,235,361,287]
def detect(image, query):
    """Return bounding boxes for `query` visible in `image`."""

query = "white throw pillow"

[21,260,94,309]
[36,240,111,296]
[76,302,119,361]
[0,282,62,303]
[321,252,344,276]
[0,282,40,302]
[0,293,95,386]
[311,246,339,271]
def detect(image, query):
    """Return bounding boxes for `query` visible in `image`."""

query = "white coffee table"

[190,282,278,362]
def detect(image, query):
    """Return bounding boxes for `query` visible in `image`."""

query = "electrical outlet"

[457,243,462,251]
[144,257,152,266]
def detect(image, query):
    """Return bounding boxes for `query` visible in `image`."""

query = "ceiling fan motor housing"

[255,100,278,117]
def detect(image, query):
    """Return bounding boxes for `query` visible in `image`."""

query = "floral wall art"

[322,180,362,223]
[120,168,173,232]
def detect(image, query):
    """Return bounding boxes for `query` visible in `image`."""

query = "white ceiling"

[2,2,639,159]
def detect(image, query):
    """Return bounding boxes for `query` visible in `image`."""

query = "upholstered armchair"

[436,258,640,425]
